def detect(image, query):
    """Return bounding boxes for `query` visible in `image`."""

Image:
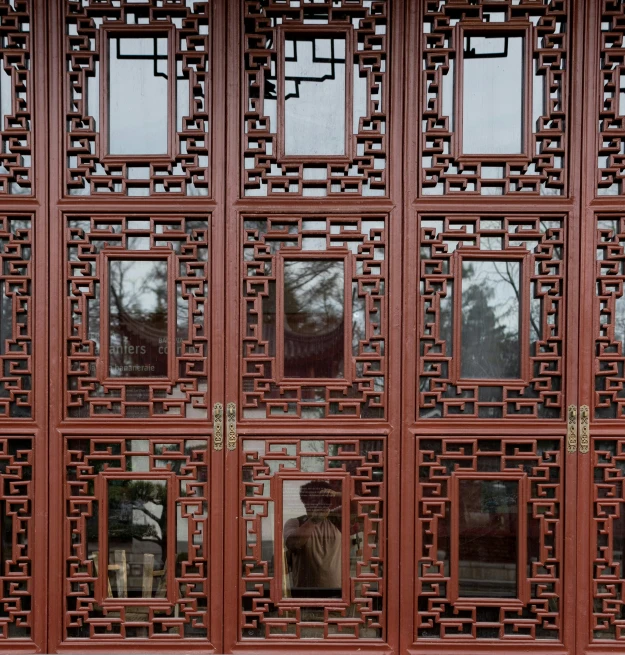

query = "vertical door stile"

[406,1,579,654]
[224,0,401,652]
[46,0,226,651]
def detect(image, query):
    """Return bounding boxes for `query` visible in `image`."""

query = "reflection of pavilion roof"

[116,309,168,345]
[283,321,344,365]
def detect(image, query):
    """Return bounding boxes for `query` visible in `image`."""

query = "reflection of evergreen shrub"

[107,480,167,546]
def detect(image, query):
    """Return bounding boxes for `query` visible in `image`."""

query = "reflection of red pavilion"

[283,321,345,378]
[110,308,169,377]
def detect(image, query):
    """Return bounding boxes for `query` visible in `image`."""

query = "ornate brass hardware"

[567,404,577,453]
[227,402,237,451]
[579,405,590,454]
[213,402,223,451]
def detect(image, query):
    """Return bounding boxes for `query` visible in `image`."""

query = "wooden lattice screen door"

[0,0,616,654]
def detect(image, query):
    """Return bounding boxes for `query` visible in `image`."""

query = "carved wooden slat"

[65,215,210,418]
[241,215,386,419]
[64,0,210,197]
[0,1,31,196]
[597,0,625,195]
[241,436,384,640]
[0,437,34,640]
[64,437,209,640]
[418,215,565,419]
[417,436,562,640]
[242,0,387,197]
[0,216,31,419]
[592,438,625,640]
[421,0,568,196]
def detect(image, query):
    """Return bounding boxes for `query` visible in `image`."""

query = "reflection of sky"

[462,36,524,155]
[284,37,346,156]
[108,37,168,155]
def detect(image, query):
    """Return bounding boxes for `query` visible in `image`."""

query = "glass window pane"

[283,260,345,378]
[284,35,346,156]
[108,37,169,155]
[283,479,342,598]
[107,479,168,599]
[461,260,521,379]
[458,479,518,598]
[463,36,524,155]
[109,259,169,378]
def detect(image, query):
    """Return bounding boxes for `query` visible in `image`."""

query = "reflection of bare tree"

[283,260,343,334]
[108,255,168,376]
[488,260,541,341]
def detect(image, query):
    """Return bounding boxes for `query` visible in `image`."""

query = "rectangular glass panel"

[109,259,169,378]
[462,36,524,154]
[108,36,169,155]
[283,479,342,598]
[458,479,518,598]
[107,478,168,599]
[461,260,521,379]
[283,260,345,378]
[284,35,346,156]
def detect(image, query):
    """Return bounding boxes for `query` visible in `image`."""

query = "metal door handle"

[227,402,237,451]
[213,402,223,451]
[567,404,577,454]
[579,405,589,454]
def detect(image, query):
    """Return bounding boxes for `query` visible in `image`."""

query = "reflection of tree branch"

[490,261,541,340]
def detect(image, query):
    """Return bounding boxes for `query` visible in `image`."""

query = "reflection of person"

[283,480,342,597]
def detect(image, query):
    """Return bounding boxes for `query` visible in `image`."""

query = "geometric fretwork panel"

[417,437,562,640]
[0,438,33,639]
[595,216,625,418]
[243,1,387,197]
[598,1,625,195]
[0,217,31,418]
[421,0,568,196]
[419,215,564,419]
[242,216,386,419]
[65,437,209,640]
[66,216,209,418]
[241,437,384,640]
[0,1,31,195]
[593,439,625,640]
[64,0,210,196]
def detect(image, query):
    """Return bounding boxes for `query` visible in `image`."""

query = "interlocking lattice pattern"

[64,437,209,640]
[421,0,568,196]
[0,1,31,196]
[0,217,31,419]
[418,215,564,419]
[417,437,561,640]
[242,216,386,419]
[0,438,33,639]
[243,0,387,197]
[597,1,625,195]
[594,216,625,418]
[64,0,210,196]
[241,437,384,640]
[66,215,209,418]
[593,439,625,640]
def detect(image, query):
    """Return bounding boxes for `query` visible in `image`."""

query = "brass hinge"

[579,405,590,454]
[227,402,237,451]
[567,404,577,453]
[213,402,224,451]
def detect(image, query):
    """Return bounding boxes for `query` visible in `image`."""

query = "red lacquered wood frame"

[0,0,607,653]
